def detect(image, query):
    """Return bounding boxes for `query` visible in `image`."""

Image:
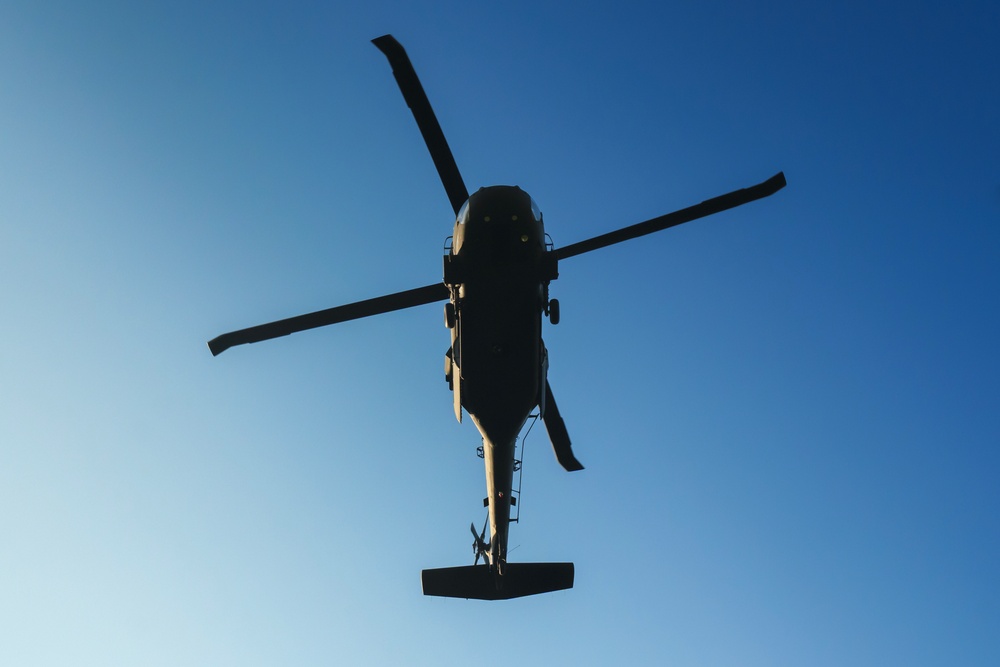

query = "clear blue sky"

[2,1,997,665]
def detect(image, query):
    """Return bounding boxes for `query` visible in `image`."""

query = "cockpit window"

[457,199,470,225]
[530,197,542,223]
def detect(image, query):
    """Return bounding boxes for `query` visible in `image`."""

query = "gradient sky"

[2,2,997,665]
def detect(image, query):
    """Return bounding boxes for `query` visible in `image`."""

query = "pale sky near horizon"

[2,2,997,665]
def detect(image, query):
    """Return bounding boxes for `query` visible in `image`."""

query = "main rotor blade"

[208,282,449,356]
[542,380,584,472]
[555,171,786,260]
[372,35,469,216]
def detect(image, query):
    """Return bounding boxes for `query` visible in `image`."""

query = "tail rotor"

[471,517,489,566]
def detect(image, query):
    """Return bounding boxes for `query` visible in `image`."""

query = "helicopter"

[208,35,786,600]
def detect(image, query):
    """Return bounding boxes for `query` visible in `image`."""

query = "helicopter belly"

[457,280,542,445]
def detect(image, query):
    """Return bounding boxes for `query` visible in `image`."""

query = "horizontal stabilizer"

[422,563,574,600]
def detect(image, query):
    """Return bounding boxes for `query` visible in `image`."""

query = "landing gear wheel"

[548,299,560,325]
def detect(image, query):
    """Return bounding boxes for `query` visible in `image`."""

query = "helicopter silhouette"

[209,35,786,599]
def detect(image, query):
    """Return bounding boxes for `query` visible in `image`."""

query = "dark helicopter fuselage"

[444,185,555,574]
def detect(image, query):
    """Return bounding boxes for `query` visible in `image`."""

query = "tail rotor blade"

[372,35,469,215]
[542,380,584,472]
[471,522,481,565]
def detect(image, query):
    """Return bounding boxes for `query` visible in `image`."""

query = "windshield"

[456,188,542,224]
[457,199,470,225]
[530,196,542,223]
